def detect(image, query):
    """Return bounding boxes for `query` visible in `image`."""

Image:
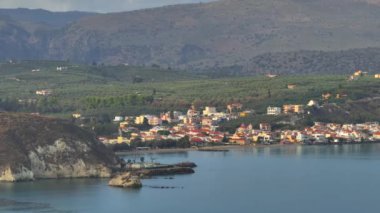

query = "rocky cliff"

[0,113,118,182]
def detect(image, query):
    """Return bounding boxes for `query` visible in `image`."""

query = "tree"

[222,134,229,143]
[157,130,170,136]
[132,76,144,83]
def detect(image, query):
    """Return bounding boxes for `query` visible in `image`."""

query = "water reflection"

[233,144,380,160]
[0,198,73,213]
[2,144,380,213]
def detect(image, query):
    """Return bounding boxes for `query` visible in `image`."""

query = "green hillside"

[0,61,379,124]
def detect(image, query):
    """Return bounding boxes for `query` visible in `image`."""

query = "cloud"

[0,0,215,12]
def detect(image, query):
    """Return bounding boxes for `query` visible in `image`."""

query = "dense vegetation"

[0,60,379,125]
[110,136,191,152]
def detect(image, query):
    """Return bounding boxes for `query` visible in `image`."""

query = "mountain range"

[2,0,380,74]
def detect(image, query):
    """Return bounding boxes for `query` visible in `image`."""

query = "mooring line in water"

[144,185,184,189]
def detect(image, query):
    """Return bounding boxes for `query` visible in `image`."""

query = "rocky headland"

[0,113,119,182]
[109,162,197,188]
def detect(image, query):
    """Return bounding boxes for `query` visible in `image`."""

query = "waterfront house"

[190,137,205,144]
[312,133,328,143]
[141,132,161,142]
[281,130,298,143]
[229,134,250,145]
[373,132,380,140]
[252,131,273,143]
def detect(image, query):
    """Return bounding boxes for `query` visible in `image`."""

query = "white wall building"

[267,106,282,115]
[203,107,217,116]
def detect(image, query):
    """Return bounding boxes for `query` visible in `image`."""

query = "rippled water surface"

[2,144,380,213]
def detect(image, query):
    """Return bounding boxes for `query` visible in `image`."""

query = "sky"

[0,0,215,13]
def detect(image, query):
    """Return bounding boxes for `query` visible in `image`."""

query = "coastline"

[115,141,380,156]
[115,144,284,155]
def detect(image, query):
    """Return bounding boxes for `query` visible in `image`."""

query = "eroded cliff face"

[0,113,118,182]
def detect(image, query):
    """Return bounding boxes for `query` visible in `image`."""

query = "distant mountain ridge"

[0,8,96,28]
[206,47,380,76]
[2,0,380,74]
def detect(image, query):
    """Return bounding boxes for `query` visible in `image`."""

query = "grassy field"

[0,60,379,122]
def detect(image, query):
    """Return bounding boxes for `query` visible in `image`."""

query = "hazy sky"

[0,0,215,13]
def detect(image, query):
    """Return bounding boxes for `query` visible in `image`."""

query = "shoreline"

[115,144,284,155]
[115,141,380,156]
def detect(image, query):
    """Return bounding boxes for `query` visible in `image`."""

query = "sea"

[2,144,380,213]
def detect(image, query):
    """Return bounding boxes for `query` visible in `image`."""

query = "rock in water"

[108,172,142,188]
[0,113,119,182]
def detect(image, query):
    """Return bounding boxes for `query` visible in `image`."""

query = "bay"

[1,144,380,213]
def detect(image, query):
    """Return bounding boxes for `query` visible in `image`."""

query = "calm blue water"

[2,144,380,213]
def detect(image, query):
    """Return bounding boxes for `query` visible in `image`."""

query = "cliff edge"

[0,113,118,182]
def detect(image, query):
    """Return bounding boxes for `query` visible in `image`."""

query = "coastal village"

[92,102,380,148]
[75,70,377,148]
[67,69,377,149]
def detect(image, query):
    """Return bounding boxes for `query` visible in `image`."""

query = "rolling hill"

[0,60,379,123]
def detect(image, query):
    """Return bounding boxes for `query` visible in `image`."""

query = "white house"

[267,106,282,115]
[203,107,217,116]
[114,116,124,122]
[307,100,319,108]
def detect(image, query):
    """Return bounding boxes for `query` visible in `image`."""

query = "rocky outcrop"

[137,167,195,178]
[108,172,142,188]
[174,162,197,168]
[0,113,119,182]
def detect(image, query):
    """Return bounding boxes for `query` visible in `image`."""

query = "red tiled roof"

[191,137,204,143]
